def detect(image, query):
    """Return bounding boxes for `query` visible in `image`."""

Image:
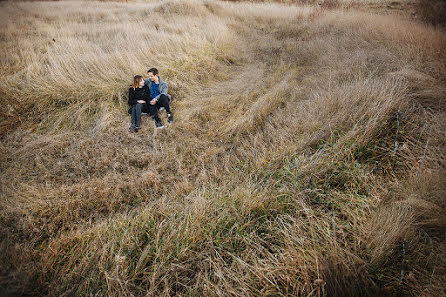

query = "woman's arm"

[143,85,151,100]
[128,87,136,106]
[136,86,149,104]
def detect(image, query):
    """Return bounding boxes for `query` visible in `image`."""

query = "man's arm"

[153,81,168,102]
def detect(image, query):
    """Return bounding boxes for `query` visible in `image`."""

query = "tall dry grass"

[1,0,445,296]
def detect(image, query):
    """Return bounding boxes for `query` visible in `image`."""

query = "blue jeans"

[130,103,143,128]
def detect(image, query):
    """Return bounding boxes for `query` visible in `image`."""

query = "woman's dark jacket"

[128,85,150,106]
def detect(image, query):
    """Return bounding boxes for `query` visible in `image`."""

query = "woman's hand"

[137,100,146,104]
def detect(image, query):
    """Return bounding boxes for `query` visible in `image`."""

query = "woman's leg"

[135,103,142,128]
[130,105,137,128]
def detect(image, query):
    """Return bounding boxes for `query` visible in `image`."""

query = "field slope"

[1,0,445,296]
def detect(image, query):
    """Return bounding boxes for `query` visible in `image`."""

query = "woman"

[128,75,149,132]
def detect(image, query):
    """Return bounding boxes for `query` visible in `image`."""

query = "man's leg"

[149,103,163,127]
[157,94,171,114]
[141,103,150,114]
[158,94,173,123]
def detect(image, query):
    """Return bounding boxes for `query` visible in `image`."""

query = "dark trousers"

[130,103,143,128]
[149,94,171,123]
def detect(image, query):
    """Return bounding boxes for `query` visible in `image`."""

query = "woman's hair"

[132,75,143,89]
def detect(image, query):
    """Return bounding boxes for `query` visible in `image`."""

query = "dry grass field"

[0,0,445,296]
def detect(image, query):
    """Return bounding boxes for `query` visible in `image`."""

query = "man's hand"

[150,99,157,105]
[137,100,146,104]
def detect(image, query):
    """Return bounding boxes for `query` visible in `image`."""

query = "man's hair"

[147,68,158,75]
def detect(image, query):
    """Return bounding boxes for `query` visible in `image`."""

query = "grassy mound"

[1,0,445,296]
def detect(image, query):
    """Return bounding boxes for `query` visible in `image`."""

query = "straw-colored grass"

[1,0,445,296]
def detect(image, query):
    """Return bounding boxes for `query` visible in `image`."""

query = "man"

[144,68,173,128]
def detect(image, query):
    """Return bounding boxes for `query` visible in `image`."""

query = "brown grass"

[416,0,446,26]
[1,0,445,296]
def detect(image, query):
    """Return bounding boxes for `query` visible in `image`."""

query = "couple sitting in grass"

[128,68,173,132]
